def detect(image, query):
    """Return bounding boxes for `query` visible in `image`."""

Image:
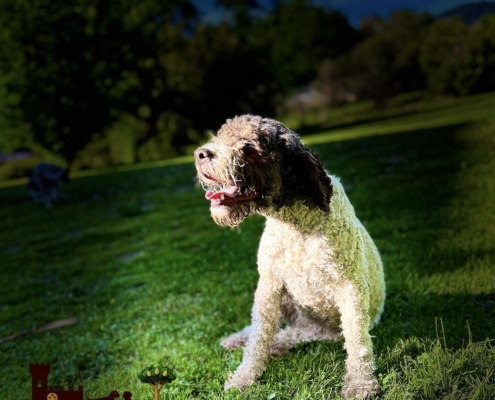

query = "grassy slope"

[1,92,495,399]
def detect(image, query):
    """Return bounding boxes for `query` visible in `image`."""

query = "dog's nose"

[194,147,212,162]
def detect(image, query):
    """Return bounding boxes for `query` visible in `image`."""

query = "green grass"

[281,91,495,140]
[1,92,495,399]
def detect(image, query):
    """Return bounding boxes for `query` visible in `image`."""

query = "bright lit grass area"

[281,91,495,137]
[1,93,495,399]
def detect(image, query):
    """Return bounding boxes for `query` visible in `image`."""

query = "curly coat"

[194,115,385,399]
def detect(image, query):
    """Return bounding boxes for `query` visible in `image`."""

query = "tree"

[0,0,197,162]
[178,22,274,132]
[350,32,397,109]
[469,14,495,93]
[419,17,476,96]
[256,0,359,94]
[215,0,263,37]
[137,364,176,400]
[314,57,356,122]
[350,11,432,108]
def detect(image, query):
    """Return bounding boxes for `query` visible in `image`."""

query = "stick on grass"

[0,317,77,344]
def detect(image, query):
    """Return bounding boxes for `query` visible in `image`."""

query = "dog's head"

[194,115,333,226]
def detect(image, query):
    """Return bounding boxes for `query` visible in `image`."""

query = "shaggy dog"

[194,115,385,399]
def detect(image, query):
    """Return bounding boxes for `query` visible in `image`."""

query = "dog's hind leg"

[220,292,296,351]
[221,319,341,356]
[220,326,252,350]
[269,299,342,356]
[270,323,342,356]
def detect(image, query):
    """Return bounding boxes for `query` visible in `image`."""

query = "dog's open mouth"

[200,174,258,207]
[205,185,258,207]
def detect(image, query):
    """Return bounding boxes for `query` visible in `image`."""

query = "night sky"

[192,0,489,27]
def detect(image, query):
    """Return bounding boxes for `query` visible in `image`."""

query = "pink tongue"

[205,190,221,200]
[205,185,239,202]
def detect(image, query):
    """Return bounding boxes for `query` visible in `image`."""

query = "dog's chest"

[259,221,342,312]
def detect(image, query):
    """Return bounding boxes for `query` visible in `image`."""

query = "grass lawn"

[1,92,495,399]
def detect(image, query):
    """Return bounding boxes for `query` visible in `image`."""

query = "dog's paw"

[220,336,245,350]
[268,342,290,357]
[342,375,380,399]
[224,370,256,391]
[220,329,250,350]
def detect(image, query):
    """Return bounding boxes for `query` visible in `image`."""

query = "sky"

[192,0,492,27]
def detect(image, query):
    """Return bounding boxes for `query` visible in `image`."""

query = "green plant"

[138,364,176,400]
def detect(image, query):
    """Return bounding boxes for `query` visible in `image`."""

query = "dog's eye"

[242,144,259,160]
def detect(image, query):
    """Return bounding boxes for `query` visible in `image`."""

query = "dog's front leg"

[337,284,380,399]
[224,275,282,391]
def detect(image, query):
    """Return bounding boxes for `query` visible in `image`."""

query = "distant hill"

[437,1,495,25]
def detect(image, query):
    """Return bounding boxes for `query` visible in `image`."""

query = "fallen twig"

[0,317,77,344]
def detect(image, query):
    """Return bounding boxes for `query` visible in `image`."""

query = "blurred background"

[0,0,494,180]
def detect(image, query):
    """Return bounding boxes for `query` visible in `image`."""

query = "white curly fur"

[194,115,386,399]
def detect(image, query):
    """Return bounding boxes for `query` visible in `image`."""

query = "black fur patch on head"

[267,122,333,212]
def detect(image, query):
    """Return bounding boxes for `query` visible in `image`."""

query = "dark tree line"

[0,0,494,177]
[351,11,495,107]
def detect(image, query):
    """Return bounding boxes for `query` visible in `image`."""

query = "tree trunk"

[155,386,160,400]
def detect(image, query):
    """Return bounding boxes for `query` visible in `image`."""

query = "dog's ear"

[275,129,333,212]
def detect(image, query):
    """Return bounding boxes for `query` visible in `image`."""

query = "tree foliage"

[138,364,176,385]
[257,0,359,92]
[419,15,495,96]
[0,0,197,162]
[470,15,495,93]
[419,17,475,96]
[346,11,495,107]
[1,0,495,178]
[350,11,432,108]
[177,22,273,132]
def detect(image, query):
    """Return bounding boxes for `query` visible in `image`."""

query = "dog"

[194,115,385,399]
